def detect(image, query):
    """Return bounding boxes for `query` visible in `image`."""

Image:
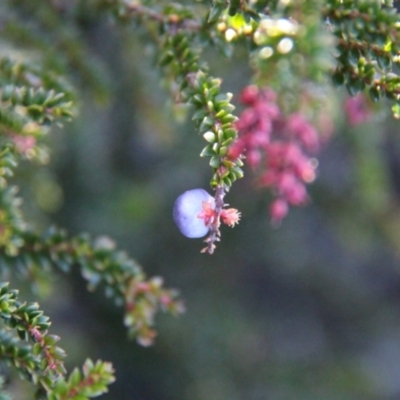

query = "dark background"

[4,2,400,399]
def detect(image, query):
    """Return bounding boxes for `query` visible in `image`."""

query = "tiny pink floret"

[221,208,241,227]
[197,201,216,227]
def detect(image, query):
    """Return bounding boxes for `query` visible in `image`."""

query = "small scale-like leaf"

[199,116,214,133]
[203,131,216,143]
[377,53,392,69]
[369,86,381,102]
[158,51,174,67]
[208,4,225,23]
[209,156,221,168]
[68,367,82,386]
[346,78,364,96]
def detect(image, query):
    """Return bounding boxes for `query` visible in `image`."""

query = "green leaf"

[369,86,381,102]
[221,114,237,124]
[68,368,81,386]
[200,145,216,157]
[199,116,214,133]
[346,78,364,96]
[158,51,174,67]
[219,146,228,156]
[209,157,221,168]
[392,103,400,118]
[332,70,345,86]
[223,176,232,186]
[377,53,392,70]
[208,4,225,23]
[228,0,241,16]
[244,9,261,23]
[192,109,207,121]
[32,343,41,356]
[231,167,244,179]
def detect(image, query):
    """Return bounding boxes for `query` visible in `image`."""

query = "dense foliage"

[1,0,400,398]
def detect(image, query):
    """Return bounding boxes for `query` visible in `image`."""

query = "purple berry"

[173,189,214,238]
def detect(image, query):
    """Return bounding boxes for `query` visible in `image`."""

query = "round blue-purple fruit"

[173,189,214,238]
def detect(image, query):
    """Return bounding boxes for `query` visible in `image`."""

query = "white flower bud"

[173,189,214,238]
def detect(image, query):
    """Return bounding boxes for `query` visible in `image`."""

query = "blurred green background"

[4,2,400,399]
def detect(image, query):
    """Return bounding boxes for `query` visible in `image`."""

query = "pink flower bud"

[235,108,258,130]
[240,85,259,104]
[227,141,244,161]
[286,182,308,205]
[270,199,288,224]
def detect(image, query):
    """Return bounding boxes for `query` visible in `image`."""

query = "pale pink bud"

[160,295,172,306]
[221,208,241,227]
[12,135,36,154]
[136,282,151,293]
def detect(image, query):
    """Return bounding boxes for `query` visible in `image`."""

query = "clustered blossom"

[198,199,240,229]
[230,85,326,224]
[344,93,372,126]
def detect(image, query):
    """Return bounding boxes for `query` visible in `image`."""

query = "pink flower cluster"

[231,85,326,224]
